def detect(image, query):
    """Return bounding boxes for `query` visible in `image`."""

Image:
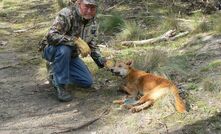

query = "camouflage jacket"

[46,5,105,68]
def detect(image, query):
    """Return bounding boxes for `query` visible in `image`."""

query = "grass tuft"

[116,21,147,41]
[98,12,125,34]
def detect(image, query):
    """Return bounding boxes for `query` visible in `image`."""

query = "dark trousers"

[43,45,93,88]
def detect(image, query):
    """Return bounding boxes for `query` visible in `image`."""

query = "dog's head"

[110,60,133,77]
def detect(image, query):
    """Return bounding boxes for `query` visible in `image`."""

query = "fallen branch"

[53,107,110,134]
[121,30,189,46]
[55,117,99,133]
[121,30,176,46]
[0,63,20,70]
[170,31,190,41]
[126,15,205,23]
[156,119,169,134]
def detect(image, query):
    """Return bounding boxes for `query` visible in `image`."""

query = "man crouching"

[42,0,109,102]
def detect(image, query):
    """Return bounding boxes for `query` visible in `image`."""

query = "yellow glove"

[104,59,115,70]
[74,37,91,57]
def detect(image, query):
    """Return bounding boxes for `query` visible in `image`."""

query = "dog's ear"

[126,60,133,66]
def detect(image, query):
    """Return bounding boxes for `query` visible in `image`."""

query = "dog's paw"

[130,107,142,113]
[122,104,133,109]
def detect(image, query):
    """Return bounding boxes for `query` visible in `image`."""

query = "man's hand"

[74,37,91,57]
[104,59,115,70]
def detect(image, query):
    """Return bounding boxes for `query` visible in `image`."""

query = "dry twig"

[53,107,111,134]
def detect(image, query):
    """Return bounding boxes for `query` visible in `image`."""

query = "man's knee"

[81,78,93,88]
[57,45,72,58]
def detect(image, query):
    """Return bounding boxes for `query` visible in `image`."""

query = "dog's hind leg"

[135,94,151,105]
[123,94,151,110]
[130,100,154,113]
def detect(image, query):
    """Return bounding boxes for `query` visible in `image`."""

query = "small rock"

[73,109,78,113]
[0,41,8,46]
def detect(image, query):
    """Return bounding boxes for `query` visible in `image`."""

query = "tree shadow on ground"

[169,112,221,134]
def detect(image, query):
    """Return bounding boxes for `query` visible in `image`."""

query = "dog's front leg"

[119,82,127,91]
[113,99,124,104]
[136,94,152,105]
[113,95,132,105]
[123,85,138,96]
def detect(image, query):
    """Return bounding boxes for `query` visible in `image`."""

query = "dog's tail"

[170,84,186,113]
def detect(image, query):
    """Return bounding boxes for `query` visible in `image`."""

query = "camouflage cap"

[82,0,97,6]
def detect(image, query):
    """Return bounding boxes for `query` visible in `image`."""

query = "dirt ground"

[1,32,221,134]
[0,0,221,134]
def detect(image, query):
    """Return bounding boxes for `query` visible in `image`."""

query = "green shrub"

[193,21,212,33]
[211,13,221,33]
[116,21,147,41]
[201,78,217,92]
[161,16,180,31]
[98,13,125,34]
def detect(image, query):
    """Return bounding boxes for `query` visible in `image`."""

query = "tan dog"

[111,61,186,113]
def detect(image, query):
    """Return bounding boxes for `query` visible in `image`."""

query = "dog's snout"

[110,68,114,72]
[115,72,120,75]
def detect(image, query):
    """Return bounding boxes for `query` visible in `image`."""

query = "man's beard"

[82,15,93,20]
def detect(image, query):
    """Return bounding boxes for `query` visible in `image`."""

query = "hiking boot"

[53,85,73,102]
